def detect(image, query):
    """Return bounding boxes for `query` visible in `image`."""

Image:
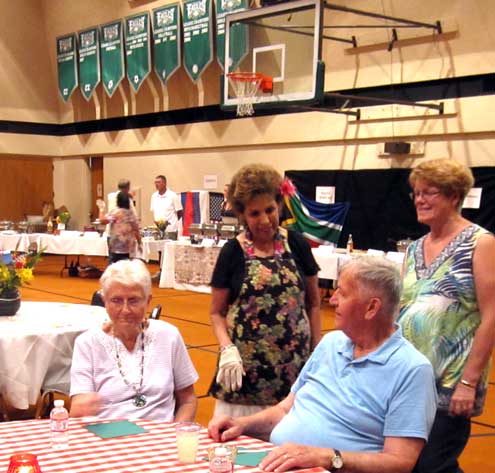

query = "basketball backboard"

[221,0,324,112]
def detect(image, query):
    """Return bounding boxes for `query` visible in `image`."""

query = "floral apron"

[210,230,310,405]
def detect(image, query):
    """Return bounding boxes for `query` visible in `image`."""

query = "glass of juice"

[175,422,202,463]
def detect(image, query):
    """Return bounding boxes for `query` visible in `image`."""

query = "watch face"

[332,455,344,469]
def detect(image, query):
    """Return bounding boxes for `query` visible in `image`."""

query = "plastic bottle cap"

[214,447,228,456]
[54,399,64,407]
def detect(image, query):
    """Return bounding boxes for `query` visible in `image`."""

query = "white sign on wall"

[203,174,218,189]
[463,187,482,209]
[315,186,335,204]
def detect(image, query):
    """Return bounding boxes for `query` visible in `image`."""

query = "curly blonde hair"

[409,158,474,202]
[229,164,283,215]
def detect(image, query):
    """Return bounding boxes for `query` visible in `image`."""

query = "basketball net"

[227,72,270,117]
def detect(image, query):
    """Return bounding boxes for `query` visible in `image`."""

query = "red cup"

[7,452,42,473]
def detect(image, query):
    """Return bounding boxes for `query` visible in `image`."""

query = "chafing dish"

[218,224,237,239]
[0,220,14,231]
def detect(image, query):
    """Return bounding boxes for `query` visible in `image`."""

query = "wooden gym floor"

[12,255,495,471]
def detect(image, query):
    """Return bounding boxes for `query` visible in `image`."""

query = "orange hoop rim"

[227,72,265,83]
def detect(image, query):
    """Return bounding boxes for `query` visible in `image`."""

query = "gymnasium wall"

[0,0,494,229]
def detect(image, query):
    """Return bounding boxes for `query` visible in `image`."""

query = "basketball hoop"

[227,72,273,117]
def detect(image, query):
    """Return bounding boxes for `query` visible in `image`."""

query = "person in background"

[98,192,141,264]
[209,163,321,419]
[209,257,437,473]
[108,178,137,215]
[70,259,198,421]
[220,183,238,225]
[150,175,183,232]
[399,158,495,473]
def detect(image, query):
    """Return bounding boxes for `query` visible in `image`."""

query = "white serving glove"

[216,344,245,392]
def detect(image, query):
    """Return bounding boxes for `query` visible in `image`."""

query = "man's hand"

[259,443,327,472]
[208,415,244,442]
[449,383,476,417]
[216,345,244,392]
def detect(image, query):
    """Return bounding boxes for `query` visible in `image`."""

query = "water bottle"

[50,399,69,449]
[209,446,233,473]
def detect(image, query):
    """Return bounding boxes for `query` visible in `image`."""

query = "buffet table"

[0,302,108,410]
[0,233,163,263]
[0,418,324,473]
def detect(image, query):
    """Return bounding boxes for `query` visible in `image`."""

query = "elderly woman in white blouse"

[70,259,198,421]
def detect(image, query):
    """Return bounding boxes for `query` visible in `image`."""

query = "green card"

[84,420,148,439]
[235,450,270,467]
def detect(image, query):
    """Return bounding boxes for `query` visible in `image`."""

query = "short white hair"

[100,259,151,298]
[341,256,402,317]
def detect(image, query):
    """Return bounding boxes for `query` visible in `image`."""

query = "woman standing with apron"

[209,164,321,418]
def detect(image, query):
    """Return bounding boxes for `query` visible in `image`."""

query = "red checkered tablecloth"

[0,418,324,473]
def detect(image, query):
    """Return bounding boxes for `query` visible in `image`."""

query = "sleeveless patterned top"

[398,224,491,415]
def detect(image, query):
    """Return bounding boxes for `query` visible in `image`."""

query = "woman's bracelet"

[460,379,476,389]
[220,344,235,352]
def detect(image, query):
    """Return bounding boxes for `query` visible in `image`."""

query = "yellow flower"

[0,266,9,281]
[16,268,33,284]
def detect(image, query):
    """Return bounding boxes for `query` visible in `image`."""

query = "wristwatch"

[329,449,343,472]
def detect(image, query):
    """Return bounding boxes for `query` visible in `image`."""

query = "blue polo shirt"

[270,326,437,452]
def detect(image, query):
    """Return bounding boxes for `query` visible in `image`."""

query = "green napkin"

[84,420,148,439]
[235,450,270,467]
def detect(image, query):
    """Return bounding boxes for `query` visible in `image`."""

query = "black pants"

[108,252,130,264]
[413,411,471,473]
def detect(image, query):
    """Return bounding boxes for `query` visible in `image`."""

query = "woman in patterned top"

[99,191,141,264]
[398,158,495,473]
[209,164,321,420]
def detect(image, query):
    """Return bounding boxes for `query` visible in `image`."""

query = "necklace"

[113,329,147,408]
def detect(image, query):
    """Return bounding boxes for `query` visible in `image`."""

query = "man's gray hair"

[118,178,130,190]
[100,259,151,298]
[341,256,402,317]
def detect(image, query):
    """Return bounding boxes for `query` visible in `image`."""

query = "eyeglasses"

[108,297,145,308]
[409,190,441,200]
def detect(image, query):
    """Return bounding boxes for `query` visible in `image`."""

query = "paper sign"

[203,174,218,189]
[462,187,482,209]
[315,186,335,204]
[84,420,148,439]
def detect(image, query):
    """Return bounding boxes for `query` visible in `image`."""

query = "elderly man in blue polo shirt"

[209,256,437,473]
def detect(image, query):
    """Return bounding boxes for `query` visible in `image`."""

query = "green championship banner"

[57,33,78,102]
[125,12,151,92]
[183,0,213,82]
[215,0,248,70]
[152,4,181,84]
[100,20,125,98]
[78,27,100,101]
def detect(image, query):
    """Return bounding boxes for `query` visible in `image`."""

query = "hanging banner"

[152,4,181,84]
[183,0,213,82]
[78,27,100,101]
[100,20,125,98]
[125,12,151,92]
[215,0,248,70]
[56,33,78,102]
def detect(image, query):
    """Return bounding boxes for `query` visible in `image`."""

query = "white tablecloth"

[0,233,162,262]
[312,248,405,280]
[0,301,108,409]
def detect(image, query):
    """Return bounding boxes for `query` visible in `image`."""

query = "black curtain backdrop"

[286,167,495,252]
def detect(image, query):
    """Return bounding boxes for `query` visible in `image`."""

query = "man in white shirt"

[107,179,137,215]
[150,175,183,232]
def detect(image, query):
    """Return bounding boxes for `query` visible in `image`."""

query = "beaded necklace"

[244,228,285,260]
[113,328,147,408]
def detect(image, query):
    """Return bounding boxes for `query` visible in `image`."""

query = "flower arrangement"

[56,211,71,225]
[155,219,168,232]
[0,249,42,298]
